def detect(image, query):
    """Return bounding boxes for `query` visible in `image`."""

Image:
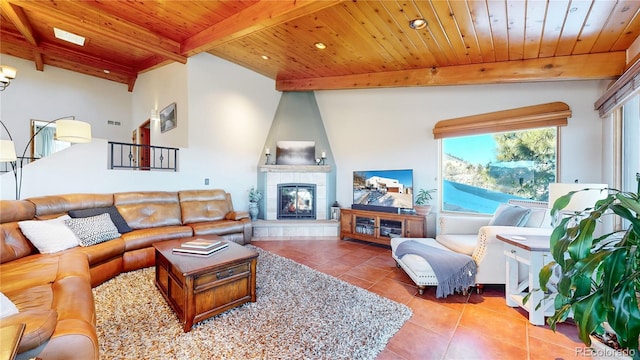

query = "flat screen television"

[352,169,414,213]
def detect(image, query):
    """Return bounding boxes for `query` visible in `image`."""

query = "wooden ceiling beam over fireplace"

[277,53,626,91]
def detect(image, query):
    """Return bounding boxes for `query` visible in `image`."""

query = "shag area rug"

[93,246,412,359]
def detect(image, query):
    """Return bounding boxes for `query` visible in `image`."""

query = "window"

[441,127,557,214]
[622,96,640,193]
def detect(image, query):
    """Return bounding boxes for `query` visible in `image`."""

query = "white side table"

[497,234,556,326]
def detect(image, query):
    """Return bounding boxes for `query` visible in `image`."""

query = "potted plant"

[248,187,263,221]
[414,188,436,216]
[538,176,640,358]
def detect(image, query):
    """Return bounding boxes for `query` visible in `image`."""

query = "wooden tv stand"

[340,208,426,246]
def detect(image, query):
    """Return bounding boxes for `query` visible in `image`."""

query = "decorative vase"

[414,205,432,216]
[248,202,259,221]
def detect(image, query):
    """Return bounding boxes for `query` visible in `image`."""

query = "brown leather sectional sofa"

[0,189,251,360]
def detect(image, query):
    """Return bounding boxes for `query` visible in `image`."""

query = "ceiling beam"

[127,77,137,93]
[0,1,37,46]
[276,53,626,91]
[182,0,344,56]
[135,56,175,74]
[33,50,43,71]
[39,43,137,78]
[1,30,137,78]
[0,0,45,71]
[9,0,187,64]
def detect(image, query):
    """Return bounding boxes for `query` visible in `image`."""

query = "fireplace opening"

[278,183,316,219]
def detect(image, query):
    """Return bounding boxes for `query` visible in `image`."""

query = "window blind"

[432,102,571,139]
[595,59,640,117]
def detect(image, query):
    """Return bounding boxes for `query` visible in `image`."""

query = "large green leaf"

[556,273,573,296]
[572,273,593,298]
[568,217,597,261]
[552,237,572,268]
[547,303,573,331]
[551,192,576,215]
[573,291,606,345]
[601,248,628,310]
[608,280,640,350]
[539,262,556,292]
[617,193,640,217]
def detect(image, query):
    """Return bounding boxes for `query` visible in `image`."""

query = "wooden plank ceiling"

[1,0,638,92]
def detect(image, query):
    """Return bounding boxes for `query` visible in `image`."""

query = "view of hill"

[442,129,556,213]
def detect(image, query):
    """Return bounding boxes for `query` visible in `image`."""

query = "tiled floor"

[252,238,592,360]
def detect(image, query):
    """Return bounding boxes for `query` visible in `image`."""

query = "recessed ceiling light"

[103,69,111,74]
[409,19,427,30]
[314,42,327,50]
[54,27,86,46]
[261,55,270,60]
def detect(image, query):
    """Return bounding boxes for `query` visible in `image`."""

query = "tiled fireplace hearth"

[253,164,338,240]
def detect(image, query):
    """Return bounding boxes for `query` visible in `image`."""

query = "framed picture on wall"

[276,141,316,165]
[160,102,177,133]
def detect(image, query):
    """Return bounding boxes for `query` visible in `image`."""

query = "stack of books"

[173,239,229,256]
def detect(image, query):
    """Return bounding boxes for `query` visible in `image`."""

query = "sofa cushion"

[68,206,132,234]
[70,237,125,266]
[18,215,79,254]
[0,200,36,224]
[178,189,231,223]
[120,226,193,252]
[488,204,531,227]
[0,309,58,353]
[27,193,114,218]
[0,292,18,318]
[435,234,477,256]
[0,256,60,294]
[114,192,182,229]
[189,219,246,236]
[65,213,120,247]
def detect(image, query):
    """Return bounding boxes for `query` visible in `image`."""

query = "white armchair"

[435,200,553,285]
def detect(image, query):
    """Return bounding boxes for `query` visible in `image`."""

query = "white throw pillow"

[0,292,19,318]
[18,215,80,254]
[524,207,550,228]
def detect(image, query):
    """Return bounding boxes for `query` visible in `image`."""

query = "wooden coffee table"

[152,235,258,332]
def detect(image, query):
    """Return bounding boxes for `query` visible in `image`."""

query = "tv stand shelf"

[340,208,426,246]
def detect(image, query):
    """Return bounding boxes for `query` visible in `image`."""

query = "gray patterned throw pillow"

[65,213,121,247]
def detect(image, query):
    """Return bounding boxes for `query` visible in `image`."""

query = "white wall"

[131,62,189,148]
[0,53,281,202]
[316,80,609,222]
[0,55,132,156]
[183,53,280,208]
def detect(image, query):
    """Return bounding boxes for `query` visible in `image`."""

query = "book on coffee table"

[180,238,222,250]
[173,241,229,256]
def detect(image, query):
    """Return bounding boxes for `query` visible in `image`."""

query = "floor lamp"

[0,117,92,199]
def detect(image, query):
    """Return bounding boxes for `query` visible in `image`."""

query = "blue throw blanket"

[395,240,477,298]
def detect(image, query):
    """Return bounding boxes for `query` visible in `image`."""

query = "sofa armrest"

[472,225,553,264]
[439,215,490,235]
[225,211,249,221]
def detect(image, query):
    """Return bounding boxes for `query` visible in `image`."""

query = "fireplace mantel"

[258,165,331,173]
